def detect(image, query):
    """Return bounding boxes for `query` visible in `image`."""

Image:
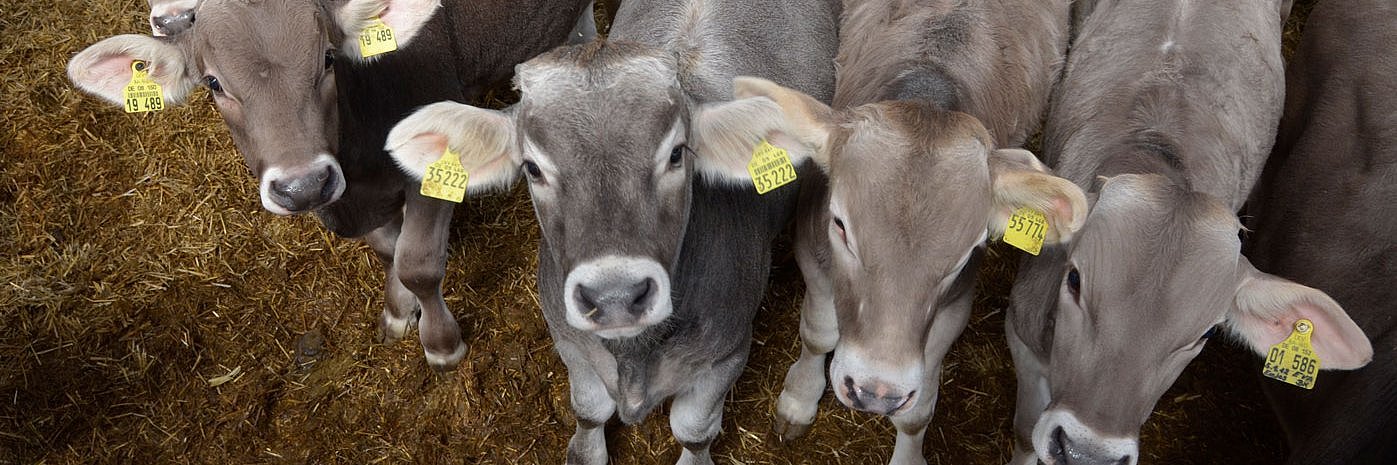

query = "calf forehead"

[195,0,324,71]
[830,105,991,262]
[1077,179,1241,321]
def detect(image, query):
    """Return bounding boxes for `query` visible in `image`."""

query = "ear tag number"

[747,140,797,195]
[359,17,398,58]
[122,60,164,113]
[1263,319,1321,390]
[1003,207,1048,255]
[420,147,468,203]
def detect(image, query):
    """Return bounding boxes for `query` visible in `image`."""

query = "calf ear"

[1229,256,1372,370]
[987,149,1088,244]
[67,35,197,108]
[336,0,440,59]
[385,101,520,195]
[689,76,833,184]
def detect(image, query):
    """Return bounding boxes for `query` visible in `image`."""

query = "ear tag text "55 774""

[123,60,164,113]
[1263,319,1321,390]
[420,147,468,203]
[747,140,797,194]
[1003,207,1048,255]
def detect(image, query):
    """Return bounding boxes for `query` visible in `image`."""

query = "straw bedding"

[1,0,1315,462]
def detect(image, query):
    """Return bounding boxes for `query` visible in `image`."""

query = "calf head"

[735,77,1087,416]
[1031,174,1373,465]
[68,0,439,214]
[387,41,793,339]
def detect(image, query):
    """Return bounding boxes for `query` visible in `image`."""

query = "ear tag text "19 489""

[359,17,398,58]
[123,60,164,113]
[1003,207,1048,255]
[420,147,468,203]
[747,140,797,194]
[1263,319,1321,390]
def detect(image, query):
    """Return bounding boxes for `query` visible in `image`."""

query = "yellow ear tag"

[1263,319,1321,389]
[747,140,798,194]
[420,147,468,203]
[122,60,164,113]
[1003,207,1048,255]
[359,17,398,58]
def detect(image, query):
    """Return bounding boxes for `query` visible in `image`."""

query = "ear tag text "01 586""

[1263,319,1321,390]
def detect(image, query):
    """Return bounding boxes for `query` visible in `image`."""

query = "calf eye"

[324,50,336,70]
[1066,267,1081,301]
[832,217,848,244]
[669,145,685,167]
[522,160,543,181]
[203,76,223,94]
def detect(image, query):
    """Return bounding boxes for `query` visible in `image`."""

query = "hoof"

[424,341,468,371]
[376,306,421,343]
[773,416,812,442]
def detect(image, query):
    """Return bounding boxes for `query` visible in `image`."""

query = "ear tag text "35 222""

[747,140,797,194]
[420,147,468,203]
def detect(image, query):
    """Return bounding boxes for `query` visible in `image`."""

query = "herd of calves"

[66,0,1393,463]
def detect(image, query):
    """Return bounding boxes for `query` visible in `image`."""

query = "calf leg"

[672,354,745,465]
[887,284,973,465]
[773,261,836,441]
[362,215,420,342]
[558,341,614,465]
[1007,320,1051,465]
[396,190,465,370]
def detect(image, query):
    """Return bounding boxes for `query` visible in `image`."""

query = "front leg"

[773,259,837,441]
[1007,320,1051,465]
[671,354,746,465]
[887,278,974,465]
[396,189,465,370]
[557,340,615,465]
[362,215,420,342]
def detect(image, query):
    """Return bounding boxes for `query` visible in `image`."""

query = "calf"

[734,1,1073,463]
[1246,0,1397,462]
[1005,1,1373,464]
[386,0,839,462]
[67,0,594,369]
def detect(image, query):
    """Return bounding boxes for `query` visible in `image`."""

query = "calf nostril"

[626,278,655,315]
[1050,426,1068,463]
[576,285,601,321]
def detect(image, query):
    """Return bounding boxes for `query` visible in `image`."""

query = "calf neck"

[1005,1,1372,464]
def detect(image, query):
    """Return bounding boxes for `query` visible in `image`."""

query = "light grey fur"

[1006,0,1288,464]
[771,2,1070,464]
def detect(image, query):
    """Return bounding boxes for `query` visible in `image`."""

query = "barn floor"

[3,0,1312,463]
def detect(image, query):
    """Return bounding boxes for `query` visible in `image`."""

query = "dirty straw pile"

[2,1,1312,463]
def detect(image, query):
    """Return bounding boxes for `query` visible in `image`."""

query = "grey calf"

[388,0,839,462]
[1006,1,1372,464]
[69,0,594,369]
[740,1,1076,464]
